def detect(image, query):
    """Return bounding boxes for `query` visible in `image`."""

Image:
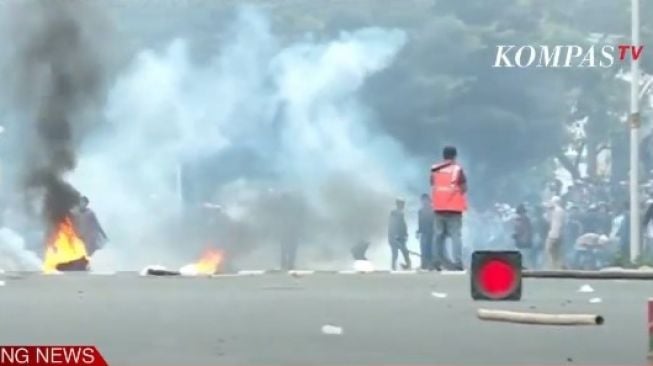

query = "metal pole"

[630,0,641,263]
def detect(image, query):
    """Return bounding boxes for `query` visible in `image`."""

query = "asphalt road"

[0,272,651,366]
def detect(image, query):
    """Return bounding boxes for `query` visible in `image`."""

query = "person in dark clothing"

[281,240,298,270]
[388,198,411,270]
[597,203,612,235]
[581,205,601,234]
[72,196,108,256]
[512,204,535,268]
[644,201,653,228]
[416,193,435,270]
[276,191,305,271]
[566,206,584,242]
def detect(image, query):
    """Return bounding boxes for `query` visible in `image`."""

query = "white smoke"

[68,8,415,270]
[0,227,41,272]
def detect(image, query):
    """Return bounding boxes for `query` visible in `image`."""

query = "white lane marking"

[390,270,418,274]
[441,270,467,275]
[288,270,315,275]
[237,270,266,275]
[90,271,117,275]
[211,273,245,278]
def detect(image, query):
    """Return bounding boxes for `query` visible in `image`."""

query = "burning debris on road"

[142,248,225,277]
[42,216,89,273]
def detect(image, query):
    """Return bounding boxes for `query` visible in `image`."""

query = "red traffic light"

[471,251,522,300]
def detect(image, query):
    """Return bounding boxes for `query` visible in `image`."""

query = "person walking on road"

[544,196,566,269]
[388,198,411,270]
[416,193,435,270]
[512,204,535,269]
[431,146,467,271]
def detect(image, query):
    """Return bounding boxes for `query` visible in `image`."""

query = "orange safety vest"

[430,161,467,213]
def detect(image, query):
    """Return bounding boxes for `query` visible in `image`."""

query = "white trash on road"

[431,292,448,299]
[578,284,594,293]
[321,325,343,335]
[353,260,374,273]
[0,280,5,287]
[589,297,602,304]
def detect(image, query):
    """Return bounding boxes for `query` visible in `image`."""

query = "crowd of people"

[466,178,653,270]
[385,144,653,271]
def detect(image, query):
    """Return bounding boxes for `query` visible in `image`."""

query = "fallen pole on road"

[523,269,653,280]
[477,309,604,326]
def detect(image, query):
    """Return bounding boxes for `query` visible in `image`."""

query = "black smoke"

[2,0,110,227]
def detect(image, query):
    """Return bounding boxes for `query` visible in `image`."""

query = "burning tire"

[55,257,89,272]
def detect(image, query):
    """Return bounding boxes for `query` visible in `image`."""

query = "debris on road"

[321,325,343,335]
[0,280,5,286]
[431,291,448,299]
[179,264,201,276]
[589,297,602,304]
[353,260,374,273]
[140,265,180,276]
[477,308,604,326]
[578,284,594,293]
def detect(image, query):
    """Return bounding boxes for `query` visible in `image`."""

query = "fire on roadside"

[42,217,89,274]
[179,248,224,276]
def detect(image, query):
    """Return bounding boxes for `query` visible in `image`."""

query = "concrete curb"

[1,269,469,277]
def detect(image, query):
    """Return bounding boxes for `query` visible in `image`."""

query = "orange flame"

[194,248,223,275]
[42,217,88,274]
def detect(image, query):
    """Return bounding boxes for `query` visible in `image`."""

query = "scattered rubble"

[577,284,594,293]
[431,292,448,299]
[321,325,343,335]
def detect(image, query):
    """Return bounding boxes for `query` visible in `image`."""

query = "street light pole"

[630,0,641,263]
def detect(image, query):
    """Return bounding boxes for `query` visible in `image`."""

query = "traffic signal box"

[471,250,522,301]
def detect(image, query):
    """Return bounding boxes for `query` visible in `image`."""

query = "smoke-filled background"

[0,0,651,270]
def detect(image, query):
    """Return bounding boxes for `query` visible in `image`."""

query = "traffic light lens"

[477,258,517,297]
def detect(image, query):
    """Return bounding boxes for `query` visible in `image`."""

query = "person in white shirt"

[544,196,566,269]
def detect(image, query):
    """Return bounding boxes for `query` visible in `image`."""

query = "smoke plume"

[1,1,110,228]
[69,8,412,270]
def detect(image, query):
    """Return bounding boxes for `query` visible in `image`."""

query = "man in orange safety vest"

[430,146,467,271]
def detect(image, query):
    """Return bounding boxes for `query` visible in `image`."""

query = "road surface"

[0,272,650,366]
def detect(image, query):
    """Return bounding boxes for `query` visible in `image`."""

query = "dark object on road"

[471,251,522,301]
[477,309,604,326]
[523,270,653,280]
[146,269,181,276]
[56,257,89,271]
[351,241,370,260]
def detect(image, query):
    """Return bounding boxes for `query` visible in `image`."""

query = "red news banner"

[0,346,107,366]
